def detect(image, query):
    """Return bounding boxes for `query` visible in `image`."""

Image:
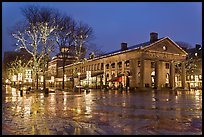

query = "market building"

[46,32,189,90]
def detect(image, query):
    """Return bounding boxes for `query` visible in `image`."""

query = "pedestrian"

[188,82,190,91]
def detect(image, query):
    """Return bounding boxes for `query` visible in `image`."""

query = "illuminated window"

[18,73,22,81]
[191,75,194,80]
[125,60,130,67]
[195,75,198,81]
[199,75,202,80]
[41,76,44,82]
[166,73,169,83]
[187,76,190,80]
[12,75,17,81]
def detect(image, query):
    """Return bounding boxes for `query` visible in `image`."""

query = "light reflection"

[6,85,11,94]
[49,93,56,115]
[194,90,202,110]
[84,92,93,115]
[39,93,44,105]
[175,95,178,103]
[24,97,31,118]
[63,92,67,111]
[11,87,17,102]
[151,91,156,109]
[5,97,10,103]
[76,108,82,114]
[16,106,21,113]
[11,87,17,96]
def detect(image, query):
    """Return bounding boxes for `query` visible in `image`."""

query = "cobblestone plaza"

[2,85,202,135]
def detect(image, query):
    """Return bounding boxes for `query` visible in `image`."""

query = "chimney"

[121,42,128,51]
[150,32,158,43]
[195,44,201,50]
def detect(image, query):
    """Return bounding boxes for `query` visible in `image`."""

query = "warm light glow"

[12,75,17,81]
[51,76,55,82]
[64,75,67,81]
[5,79,9,83]
[41,76,44,82]
[25,69,32,82]
[18,73,22,81]
[163,46,167,51]
[28,78,32,82]
[195,53,198,56]
[199,75,202,79]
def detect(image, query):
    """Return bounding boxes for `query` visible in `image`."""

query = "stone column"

[122,61,125,87]
[181,62,186,89]
[115,61,118,77]
[170,61,175,89]
[130,59,137,88]
[155,60,159,89]
[103,63,106,85]
[140,58,145,88]
[109,63,112,87]
[135,59,138,87]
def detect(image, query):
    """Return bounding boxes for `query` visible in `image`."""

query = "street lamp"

[60,46,69,90]
[77,72,81,92]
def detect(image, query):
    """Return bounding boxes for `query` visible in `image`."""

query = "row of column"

[140,59,186,89]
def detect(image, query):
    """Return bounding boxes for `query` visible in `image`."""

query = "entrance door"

[151,71,155,87]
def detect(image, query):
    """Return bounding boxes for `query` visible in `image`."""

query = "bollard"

[20,89,23,97]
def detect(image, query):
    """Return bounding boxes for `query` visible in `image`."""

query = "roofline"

[142,37,166,50]
[58,37,188,69]
[142,37,188,56]
[166,37,188,55]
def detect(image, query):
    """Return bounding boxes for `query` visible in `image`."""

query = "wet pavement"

[2,85,202,135]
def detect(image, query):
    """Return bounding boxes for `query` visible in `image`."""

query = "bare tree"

[73,21,94,61]
[175,41,192,50]
[85,43,105,58]
[12,5,58,90]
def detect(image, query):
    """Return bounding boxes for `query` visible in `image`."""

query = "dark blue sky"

[2,2,202,58]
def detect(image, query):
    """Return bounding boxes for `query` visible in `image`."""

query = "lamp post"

[77,72,81,92]
[60,46,69,90]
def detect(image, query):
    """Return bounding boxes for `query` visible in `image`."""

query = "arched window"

[111,63,115,68]
[151,71,155,86]
[106,64,109,69]
[166,73,170,83]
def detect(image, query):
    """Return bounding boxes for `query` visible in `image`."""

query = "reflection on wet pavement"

[2,85,202,135]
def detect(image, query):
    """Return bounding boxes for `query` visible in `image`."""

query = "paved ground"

[2,85,202,135]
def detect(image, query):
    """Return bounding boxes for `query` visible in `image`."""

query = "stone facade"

[46,33,188,90]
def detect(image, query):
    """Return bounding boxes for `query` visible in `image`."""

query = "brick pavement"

[2,85,202,135]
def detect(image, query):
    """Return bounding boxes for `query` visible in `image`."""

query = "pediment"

[143,37,188,56]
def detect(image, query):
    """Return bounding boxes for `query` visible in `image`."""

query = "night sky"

[2,2,202,59]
